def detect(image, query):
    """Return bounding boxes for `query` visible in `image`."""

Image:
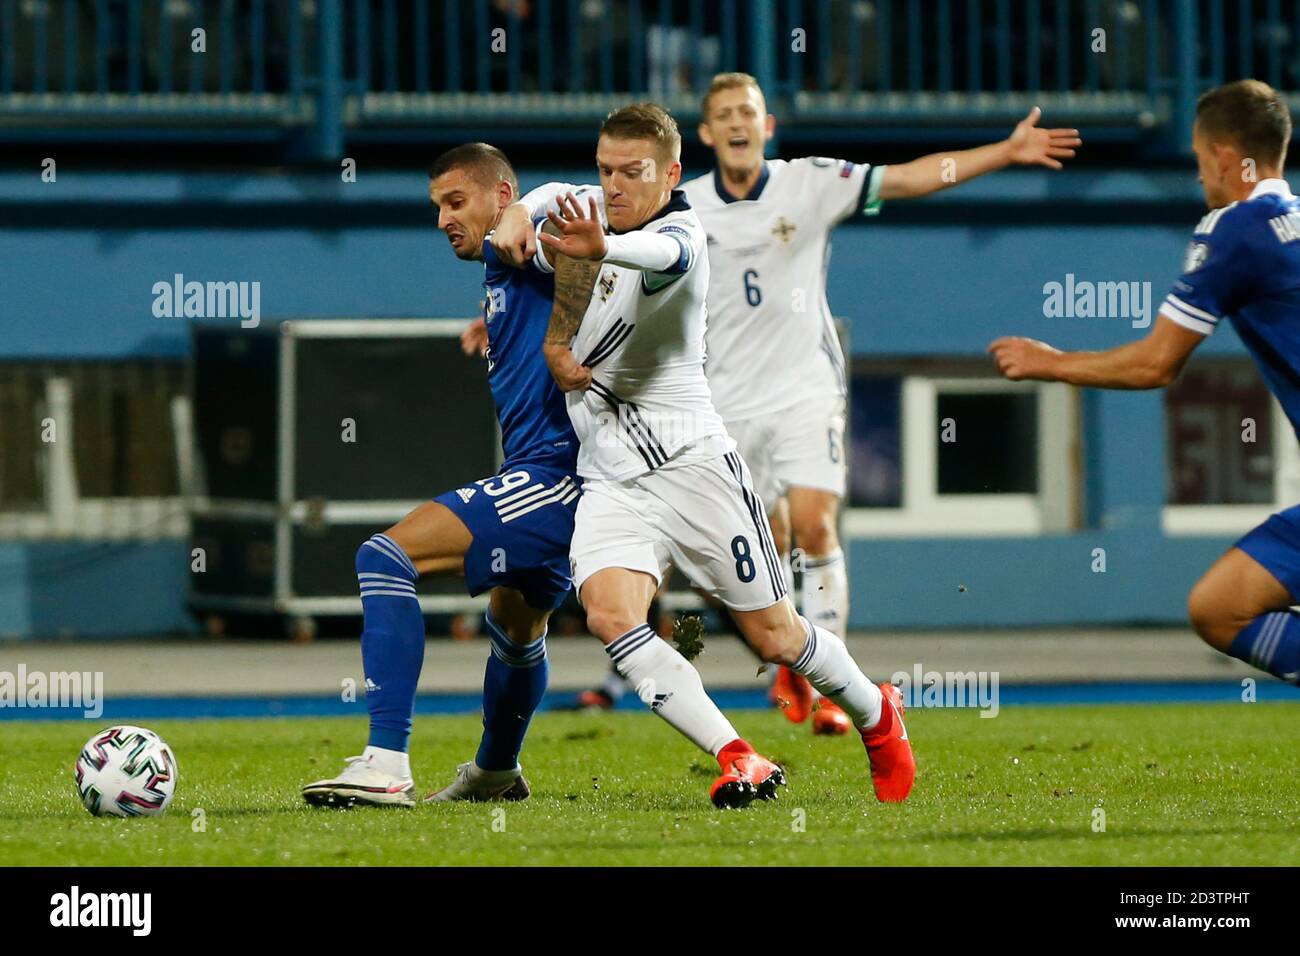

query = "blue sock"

[357,533,425,752]
[475,611,549,772]
[1228,611,1300,685]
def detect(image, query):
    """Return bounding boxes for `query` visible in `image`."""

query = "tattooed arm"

[541,219,599,392]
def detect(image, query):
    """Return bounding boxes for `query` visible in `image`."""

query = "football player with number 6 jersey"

[684,73,1081,732]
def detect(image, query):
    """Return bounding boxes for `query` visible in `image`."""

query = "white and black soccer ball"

[74,725,179,817]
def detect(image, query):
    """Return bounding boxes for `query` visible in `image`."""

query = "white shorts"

[570,451,789,612]
[724,394,847,510]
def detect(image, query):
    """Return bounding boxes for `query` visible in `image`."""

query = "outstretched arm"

[988,315,1203,390]
[542,218,600,392]
[880,107,1081,200]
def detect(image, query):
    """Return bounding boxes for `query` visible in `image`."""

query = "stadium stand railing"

[0,0,1295,156]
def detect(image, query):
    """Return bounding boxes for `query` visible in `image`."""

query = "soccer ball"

[74,725,179,817]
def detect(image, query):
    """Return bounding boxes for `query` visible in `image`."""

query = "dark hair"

[1196,79,1292,168]
[599,103,681,161]
[428,142,518,194]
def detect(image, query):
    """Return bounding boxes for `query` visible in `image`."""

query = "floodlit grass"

[3,703,1298,865]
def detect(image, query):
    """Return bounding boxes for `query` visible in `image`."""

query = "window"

[935,391,1038,495]
[1163,359,1298,534]
[845,364,1079,537]
[1166,362,1274,505]
[847,374,902,508]
[0,365,44,509]
[0,361,187,540]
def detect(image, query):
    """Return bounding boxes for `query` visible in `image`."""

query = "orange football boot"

[861,682,915,802]
[770,665,814,723]
[710,739,787,809]
[811,696,851,735]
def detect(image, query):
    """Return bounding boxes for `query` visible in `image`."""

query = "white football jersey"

[682,158,885,420]
[533,188,733,481]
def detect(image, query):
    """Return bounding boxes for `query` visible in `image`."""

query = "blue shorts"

[434,460,581,611]
[1236,503,1300,601]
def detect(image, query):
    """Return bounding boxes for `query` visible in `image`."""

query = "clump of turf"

[672,614,706,661]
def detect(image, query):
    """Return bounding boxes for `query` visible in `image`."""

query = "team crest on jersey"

[1183,241,1210,274]
[771,217,797,243]
[598,270,618,302]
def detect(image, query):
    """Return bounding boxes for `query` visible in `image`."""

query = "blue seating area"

[0,0,1292,156]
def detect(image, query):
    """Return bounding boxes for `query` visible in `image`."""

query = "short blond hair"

[701,72,765,119]
[599,102,681,161]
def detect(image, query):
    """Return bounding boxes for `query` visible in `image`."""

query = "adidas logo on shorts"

[456,487,476,503]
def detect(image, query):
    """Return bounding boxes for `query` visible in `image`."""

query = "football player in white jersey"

[679,73,1082,732]
[525,104,915,806]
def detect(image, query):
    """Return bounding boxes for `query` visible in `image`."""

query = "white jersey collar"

[1247,177,1295,200]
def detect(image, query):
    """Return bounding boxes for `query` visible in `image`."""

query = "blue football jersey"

[481,229,578,470]
[1161,178,1300,436]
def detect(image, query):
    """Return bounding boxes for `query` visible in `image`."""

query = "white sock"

[801,549,846,702]
[790,618,882,731]
[802,548,848,638]
[362,745,411,779]
[606,624,739,755]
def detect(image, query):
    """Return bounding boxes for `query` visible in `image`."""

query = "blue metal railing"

[363,0,741,101]
[0,1,1296,156]
[0,0,312,135]
[776,0,1161,100]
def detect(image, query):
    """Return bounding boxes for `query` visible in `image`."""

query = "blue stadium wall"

[0,168,1246,636]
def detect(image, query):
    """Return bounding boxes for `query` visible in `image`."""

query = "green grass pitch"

[3,702,1297,866]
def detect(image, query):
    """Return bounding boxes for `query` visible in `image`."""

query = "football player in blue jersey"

[991,79,1300,688]
[303,143,596,807]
